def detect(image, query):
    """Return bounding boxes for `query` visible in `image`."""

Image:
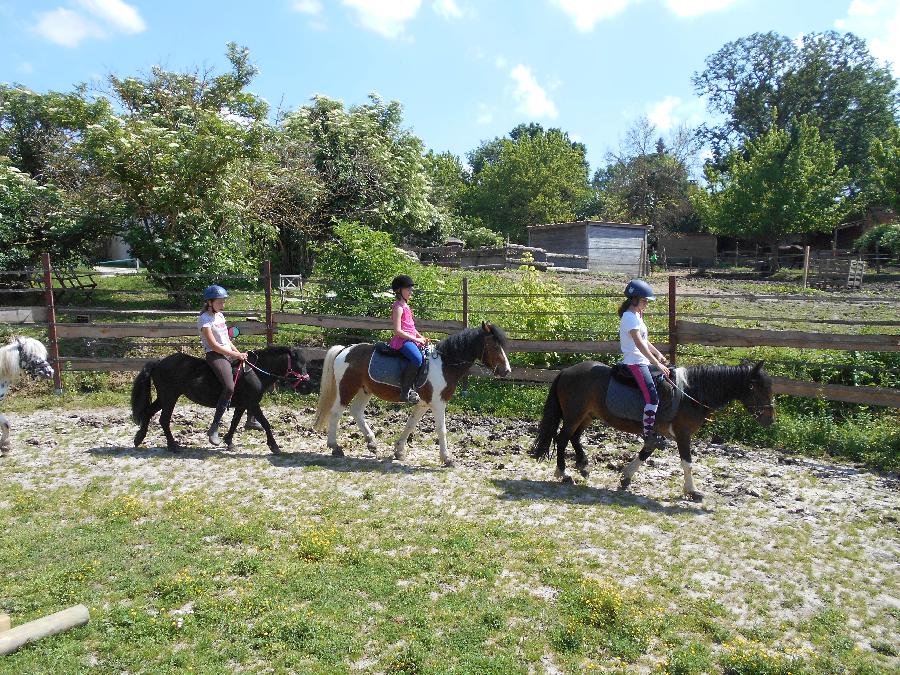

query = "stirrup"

[643,432,670,449]
[405,389,420,404]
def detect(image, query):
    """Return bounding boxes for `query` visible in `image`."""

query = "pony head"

[3,337,54,380]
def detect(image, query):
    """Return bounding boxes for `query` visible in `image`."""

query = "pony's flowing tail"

[130,360,158,425]
[313,345,344,432]
[531,371,563,460]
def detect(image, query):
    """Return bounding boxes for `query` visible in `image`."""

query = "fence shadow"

[86,444,441,476]
[490,478,712,515]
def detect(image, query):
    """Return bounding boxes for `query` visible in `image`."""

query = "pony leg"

[248,404,280,455]
[393,403,427,462]
[222,407,244,451]
[554,422,580,482]
[0,413,10,456]
[348,393,377,452]
[620,441,657,490]
[676,429,703,502]
[571,421,592,479]
[133,399,162,447]
[159,401,180,452]
[432,400,455,467]
[327,401,347,457]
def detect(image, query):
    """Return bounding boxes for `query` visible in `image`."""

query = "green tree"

[0,84,118,268]
[281,94,445,248]
[463,124,591,242]
[585,118,699,233]
[693,31,898,197]
[83,43,276,291]
[869,124,900,213]
[692,116,850,262]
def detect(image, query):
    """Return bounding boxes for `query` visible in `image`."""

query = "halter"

[16,339,51,378]
[244,350,310,391]
[437,336,497,372]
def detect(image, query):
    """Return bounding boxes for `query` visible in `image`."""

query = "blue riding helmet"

[624,279,655,301]
[203,284,229,301]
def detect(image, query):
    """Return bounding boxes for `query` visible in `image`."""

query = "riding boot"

[399,362,421,404]
[244,415,264,431]
[208,402,228,445]
[641,405,669,449]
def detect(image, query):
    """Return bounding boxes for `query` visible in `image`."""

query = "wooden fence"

[1,257,899,407]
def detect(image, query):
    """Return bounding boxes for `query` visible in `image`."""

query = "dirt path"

[2,404,898,665]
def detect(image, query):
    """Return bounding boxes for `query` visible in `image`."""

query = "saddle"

[606,363,682,425]
[368,343,430,390]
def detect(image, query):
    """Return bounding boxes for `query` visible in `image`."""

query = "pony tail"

[617,298,633,318]
[313,345,344,432]
[530,372,563,460]
[131,360,157,424]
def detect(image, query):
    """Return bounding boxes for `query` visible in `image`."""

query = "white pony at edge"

[0,336,54,455]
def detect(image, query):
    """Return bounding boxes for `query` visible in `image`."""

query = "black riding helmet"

[391,275,415,292]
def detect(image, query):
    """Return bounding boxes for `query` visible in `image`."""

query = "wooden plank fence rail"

[54,321,270,339]
[676,320,900,352]
[273,312,464,334]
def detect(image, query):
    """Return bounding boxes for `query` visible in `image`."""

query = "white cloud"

[432,0,463,19]
[834,0,900,76]
[509,64,558,119]
[646,95,705,131]
[341,0,422,38]
[17,62,34,74]
[77,0,145,33]
[663,0,739,18]
[293,0,323,14]
[33,0,144,47]
[549,0,633,31]
[33,8,105,47]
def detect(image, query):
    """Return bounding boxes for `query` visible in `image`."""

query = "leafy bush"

[853,222,900,256]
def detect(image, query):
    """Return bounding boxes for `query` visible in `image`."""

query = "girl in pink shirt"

[390,275,427,404]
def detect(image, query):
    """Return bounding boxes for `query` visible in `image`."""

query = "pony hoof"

[393,450,406,461]
[269,445,282,455]
[443,458,456,468]
[577,466,590,479]
[133,434,144,447]
[367,443,378,453]
[225,443,235,452]
[561,474,575,485]
[619,476,631,490]
[331,447,345,458]
[685,491,704,502]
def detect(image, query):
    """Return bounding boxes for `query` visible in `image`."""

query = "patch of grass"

[661,641,714,675]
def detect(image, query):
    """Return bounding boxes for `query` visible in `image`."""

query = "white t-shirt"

[619,310,650,365]
[198,311,229,353]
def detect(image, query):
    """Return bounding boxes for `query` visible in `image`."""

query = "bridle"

[244,349,310,391]
[16,339,52,378]
[437,335,503,374]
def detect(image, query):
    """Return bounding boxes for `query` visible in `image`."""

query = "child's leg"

[398,342,423,403]
[626,364,659,436]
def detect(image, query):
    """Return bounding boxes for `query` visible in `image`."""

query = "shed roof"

[527,219,649,232]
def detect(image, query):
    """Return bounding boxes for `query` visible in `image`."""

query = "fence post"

[264,260,274,347]
[461,276,469,393]
[41,252,63,394]
[668,275,677,366]
[802,245,811,290]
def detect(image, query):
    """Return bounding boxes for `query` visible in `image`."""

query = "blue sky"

[2,0,898,173]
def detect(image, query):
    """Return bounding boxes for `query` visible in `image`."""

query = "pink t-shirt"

[389,300,418,350]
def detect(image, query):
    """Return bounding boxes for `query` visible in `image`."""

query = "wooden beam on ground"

[677,320,900,352]
[55,321,270,339]
[0,605,89,656]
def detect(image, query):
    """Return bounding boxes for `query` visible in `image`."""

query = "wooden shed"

[527,220,649,275]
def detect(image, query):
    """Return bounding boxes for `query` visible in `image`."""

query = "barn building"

[527,220,649,275]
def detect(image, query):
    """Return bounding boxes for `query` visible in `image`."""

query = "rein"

[244,351,310,390]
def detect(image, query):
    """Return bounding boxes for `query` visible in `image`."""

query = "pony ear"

[751,360,764,376]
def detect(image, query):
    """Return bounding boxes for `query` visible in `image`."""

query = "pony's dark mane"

[437,325,508,364]
[683,364,759,409]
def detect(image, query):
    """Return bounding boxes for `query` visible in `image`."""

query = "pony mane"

[682,364,757,408]
[437,324,508,364]
[0,336,48,380]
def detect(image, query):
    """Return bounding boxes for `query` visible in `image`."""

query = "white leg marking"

[394,404,427,458]
[681,459,697,494]
[349,392,375,446]
[327,351,352,449]
[623,457,644,481]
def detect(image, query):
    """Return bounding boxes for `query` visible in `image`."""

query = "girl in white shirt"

[618,279,670,448]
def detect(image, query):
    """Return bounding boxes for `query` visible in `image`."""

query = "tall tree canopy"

[462,123,591,242]
[692,116,850,251]
[584,117,699,233]
[693,31,898,198]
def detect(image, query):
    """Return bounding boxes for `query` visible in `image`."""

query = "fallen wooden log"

[0,605,89,656]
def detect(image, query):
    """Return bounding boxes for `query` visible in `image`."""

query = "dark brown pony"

[531,361,774,500]
[313,323,511,466]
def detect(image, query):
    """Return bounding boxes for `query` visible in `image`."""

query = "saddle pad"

[367,349,430,390]
[605,367,685,424]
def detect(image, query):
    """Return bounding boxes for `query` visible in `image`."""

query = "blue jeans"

[399,340,423,367]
